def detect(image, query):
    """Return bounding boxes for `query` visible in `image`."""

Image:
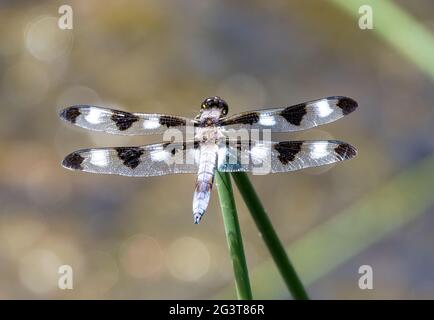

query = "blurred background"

[0,0,433,299]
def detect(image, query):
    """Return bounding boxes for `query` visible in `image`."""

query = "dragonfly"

[60,96,358,224]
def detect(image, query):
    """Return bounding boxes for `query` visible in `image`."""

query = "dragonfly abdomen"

[192,143,218,224]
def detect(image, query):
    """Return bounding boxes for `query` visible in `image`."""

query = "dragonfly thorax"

[195,126,224,143]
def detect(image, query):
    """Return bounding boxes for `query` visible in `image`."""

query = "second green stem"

[215,171,253,300]
[231,172,309,300]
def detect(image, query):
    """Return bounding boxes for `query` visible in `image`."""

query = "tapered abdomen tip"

[193,212,203,224]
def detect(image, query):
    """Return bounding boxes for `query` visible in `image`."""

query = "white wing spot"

[311,142,329,159]
[250,144,269,164]
[316,100,334,118]
[259,114,276,126]
[151,149,170,162]
[85,108,105,124]
[143,118,161,130]
[89,150,110,167]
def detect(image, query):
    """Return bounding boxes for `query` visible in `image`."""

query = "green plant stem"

[231,172,309,300]
[215,171,253,300]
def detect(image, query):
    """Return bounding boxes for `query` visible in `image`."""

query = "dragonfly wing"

[62,141,200,177]
[220,96,357,133]
[217,139,357,173]
[60,105,197,135]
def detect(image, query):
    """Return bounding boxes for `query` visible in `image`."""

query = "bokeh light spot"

[120,234,163,280]
[166,237,210,282]
[25,16,73,62]
[19,249,62,294]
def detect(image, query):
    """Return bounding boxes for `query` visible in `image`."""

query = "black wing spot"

[334,143,357,160]
[111,111,139,131]
[280,103,307,126]
[274,141,303,165]
[61,107,81,124]
[115,147,144,169]
[336,97,358,115]
[62,152,85,170]
[159,116,186,128]
[223,112,260,126]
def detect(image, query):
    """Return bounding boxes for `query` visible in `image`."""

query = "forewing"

[220,96,357,132]
[62,141,200,177]
[59,105,197,135]
[217,139,357,173]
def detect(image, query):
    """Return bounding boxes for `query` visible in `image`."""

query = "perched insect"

[60,96,358,224]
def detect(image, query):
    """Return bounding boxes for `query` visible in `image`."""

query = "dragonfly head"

[200,96,228,118]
